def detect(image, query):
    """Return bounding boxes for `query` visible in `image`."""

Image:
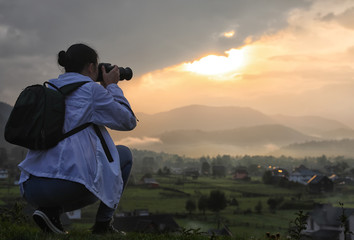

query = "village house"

[141,178,160,188]
[271,168,289,179]
[307,175,334,194]
[232,166,249,180]
[289,165,321,185]
[302,204,354,240]
[183,167,199,179]
[0,169,8,179]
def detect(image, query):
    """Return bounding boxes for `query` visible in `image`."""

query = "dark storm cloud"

[0,0,310,104]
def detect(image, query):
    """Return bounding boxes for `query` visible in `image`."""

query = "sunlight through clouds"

[125,0,354,127]
[182,48,246,78]
[223,30,235,38]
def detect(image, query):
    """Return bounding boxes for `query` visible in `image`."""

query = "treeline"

[131,149,354,178]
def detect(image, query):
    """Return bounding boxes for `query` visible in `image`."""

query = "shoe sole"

[33,210,66,234]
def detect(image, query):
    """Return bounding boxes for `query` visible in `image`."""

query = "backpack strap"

[60,122,92,140]
[44,81,90,95]
[93,124,114,163]
[60,81,90,95]
[60,123,114,163]
[45,81,114,163]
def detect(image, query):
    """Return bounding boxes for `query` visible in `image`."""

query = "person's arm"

[91,66,137,130]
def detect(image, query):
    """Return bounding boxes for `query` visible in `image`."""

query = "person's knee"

[116,145,133,166]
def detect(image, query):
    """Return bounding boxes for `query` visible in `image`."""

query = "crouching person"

[17,43,137,234]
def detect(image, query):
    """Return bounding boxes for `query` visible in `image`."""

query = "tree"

[255,200,263,214]
[198,195,208,215]
[201,161,210,175]
[207,190,227,213]
[230,198,239,207]
[157,166,171,176]
[267,197,284,213]
[248,163,261,176]
[185,199,196,214]
[262,170,273,184]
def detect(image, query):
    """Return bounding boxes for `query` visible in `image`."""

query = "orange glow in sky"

[123,0,354,128]
[182,48,246,77]
[223,30,235,38]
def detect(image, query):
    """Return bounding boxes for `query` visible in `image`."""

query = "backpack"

[4,81,91,150]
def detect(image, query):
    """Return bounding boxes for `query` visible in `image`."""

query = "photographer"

[17,43,137,235]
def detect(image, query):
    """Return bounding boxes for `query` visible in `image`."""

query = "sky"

[1,0,354,127]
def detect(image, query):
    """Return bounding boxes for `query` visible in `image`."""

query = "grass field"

[1,174,354,239]
[115,175,306,238]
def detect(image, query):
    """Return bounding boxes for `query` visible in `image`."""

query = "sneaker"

[32,209,67,234]
[91,219,126,235]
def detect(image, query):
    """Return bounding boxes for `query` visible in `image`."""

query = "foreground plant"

[288,210,308,240]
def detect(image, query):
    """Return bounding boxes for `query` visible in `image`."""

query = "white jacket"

[18,72,137,209]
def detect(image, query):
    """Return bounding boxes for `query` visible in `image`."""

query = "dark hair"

[57,43,98,73]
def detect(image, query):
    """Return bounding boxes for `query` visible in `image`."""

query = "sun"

[183,48,245,77]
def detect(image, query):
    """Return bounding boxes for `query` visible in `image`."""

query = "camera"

[97,63,133,82]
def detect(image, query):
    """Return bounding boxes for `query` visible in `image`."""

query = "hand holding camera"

[100,65,119,87]
[97,63,133,83]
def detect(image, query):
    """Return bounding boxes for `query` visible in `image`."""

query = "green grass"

[2,175,354,239]
[0,219,260,240]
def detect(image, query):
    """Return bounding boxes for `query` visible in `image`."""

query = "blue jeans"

[22,145,133,222]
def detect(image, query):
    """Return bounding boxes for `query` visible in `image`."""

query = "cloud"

[121,0,354,128]
[116,137,162,147]
[0,0,310,105]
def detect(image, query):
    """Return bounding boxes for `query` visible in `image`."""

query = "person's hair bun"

[58,50,67,67]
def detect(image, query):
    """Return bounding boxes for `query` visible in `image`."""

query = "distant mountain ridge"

[110,104,354,157]
[271,114,352,137]
[112,104,351,140]
[129,105,276,137]
[274,139,354,157]
[1,101,354,157]
[158,124,317,146]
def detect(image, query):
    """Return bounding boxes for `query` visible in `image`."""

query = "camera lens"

[118,67,133,80]
[97,63,133,82]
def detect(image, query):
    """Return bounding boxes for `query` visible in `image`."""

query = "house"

[0,169,8,179]
[170,167,183,175]
[141,178,160,188]
[113,214,180,233]
[271,168,289,179]
[289,165,320,185]
[307,175,334,194]
[329,174,354,185]
[233,167,249,180]
[302,204,354,240]
[184,168,199,179]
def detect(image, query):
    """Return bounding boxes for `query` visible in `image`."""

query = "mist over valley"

[109,105,354,157]
[1,102,354,158]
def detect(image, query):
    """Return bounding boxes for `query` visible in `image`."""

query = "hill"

[114,105,277,139]
[2,102,354,157]
[158,124,316,146]
[143,124,317,157]
[272,114,352,138]
[111,105,354,157]
[273,139,354,157]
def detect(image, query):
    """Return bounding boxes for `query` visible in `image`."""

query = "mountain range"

[1,102,354,157]
[109,104,354,157]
